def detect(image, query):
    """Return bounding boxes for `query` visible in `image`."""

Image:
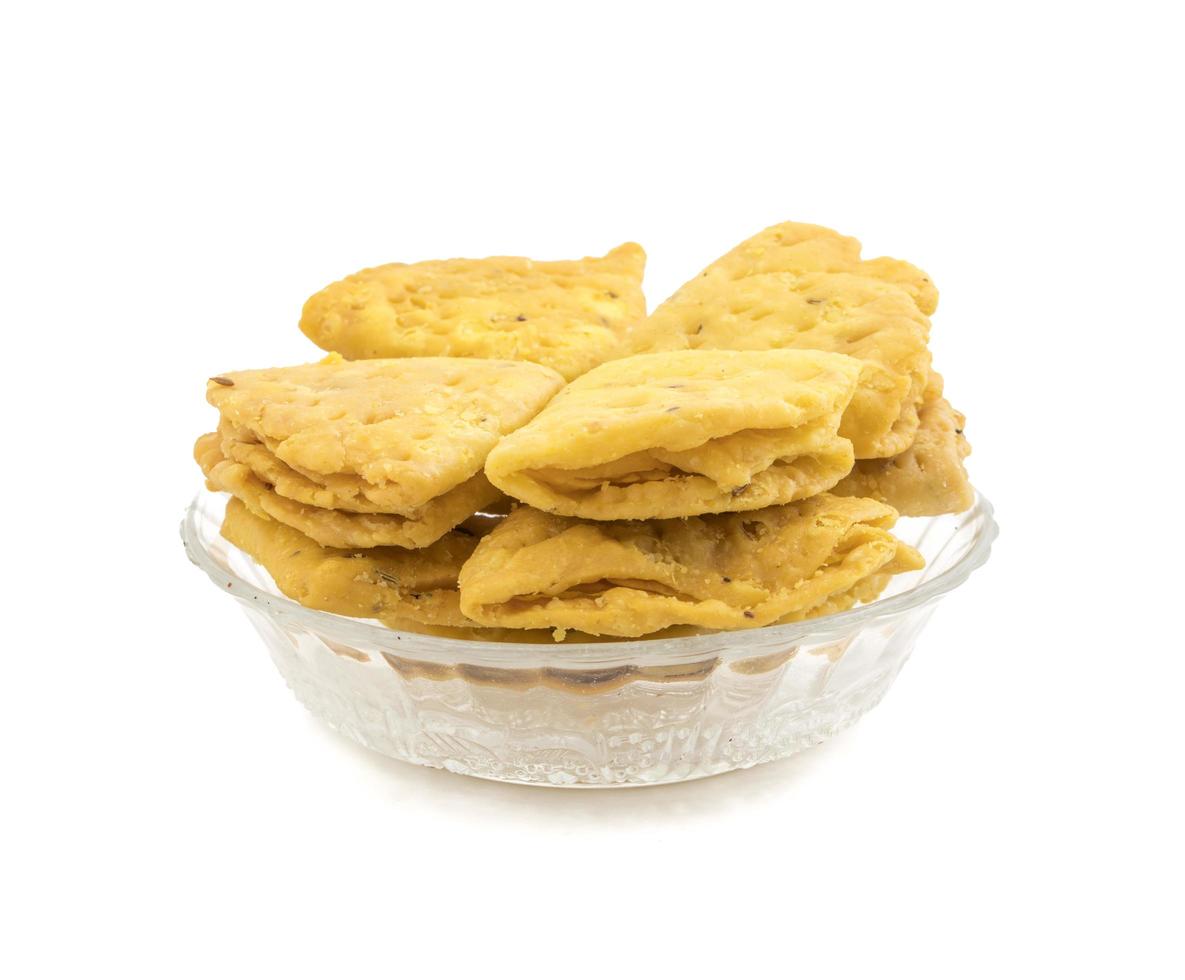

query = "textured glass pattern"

[183,489,996,786]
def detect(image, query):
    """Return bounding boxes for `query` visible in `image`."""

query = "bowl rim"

[181,488,997,665]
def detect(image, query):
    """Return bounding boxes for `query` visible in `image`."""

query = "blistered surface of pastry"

[632,222,934,458]
[299,244,647,381]
[833,375,972,516]
[458,494,924,638]
[219,497,483,628]
[688,222,937,314]
[486,349,862,520]
[197,434,500,549]
[206,355,563,513]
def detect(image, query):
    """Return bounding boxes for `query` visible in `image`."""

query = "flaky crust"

[458,495,924,638]
[631,222,934,458]
[197,434,501,549]
[205,355,563,513]
[485,349,862,520]
[299,244,647,381]
[219,497,483,629]
[673,221,936,315]
[832,374,972,516]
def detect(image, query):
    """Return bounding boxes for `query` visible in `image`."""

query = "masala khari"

[300,244,647,381]
[192,221,978,645]
[485,349,864,520]
[457,495,924,638]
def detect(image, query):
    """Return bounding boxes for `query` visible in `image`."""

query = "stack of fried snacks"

[485,348,864,519]
[195,354,563,550]
[458,495,923,638]
[467,345,924,637]
[200,223,970,641]
[831,373,972,516]
[630,222,972,514]
[219,496,484,629]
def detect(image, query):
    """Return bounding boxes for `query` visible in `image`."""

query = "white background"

[3,2,1182,977]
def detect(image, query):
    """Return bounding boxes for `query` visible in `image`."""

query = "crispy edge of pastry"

[457,498,924,638]
[197,433,500,549]
[205,355,564,505]
[219,496,479,629]
[485,349,862,519]
[832,375,972,516]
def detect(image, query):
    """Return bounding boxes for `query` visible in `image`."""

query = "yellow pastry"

[485,349,863,520]
[214,421,511,516]
[663,221,936,314]
[458,495,924,638]
[832,374,972,516]
[199,355,562,547]
[299,244,647,381]
[631,222,933,458]
[196,434,501,549]
[219,497,484,629]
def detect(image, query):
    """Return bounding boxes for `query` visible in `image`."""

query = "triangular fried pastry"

[485,349,863,520]
[832,374,972,516]
[219,497,484,629]
[299,244,647,381]
[458,495,924,638]
[215,420,512,517]
[631,222,934,458]
[206,355,562,506]
[196,434,500,549]
[669,221,937,314]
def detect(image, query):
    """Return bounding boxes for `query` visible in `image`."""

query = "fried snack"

[201,356,562,546]
[219,497,706,657]
[299,244,647,381]
[632,222,933,459]
[832,375,972,516]
[458,495,925,638]
[196,434,501,549]
[670,221,937,315]
[215,420,509,516]
[219,497,482,629]
[484,349,863,520]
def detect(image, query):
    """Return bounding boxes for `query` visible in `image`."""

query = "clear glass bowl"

[182,488,996,787]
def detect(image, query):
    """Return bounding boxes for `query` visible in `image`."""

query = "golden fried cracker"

[485,349,862,520]
[832,375,972,516]
[458,495,924,638]
[674,221,936,314]
[299,244,647,381]
[217,421,511,517]
[636,271,930,458]
[219,497,481,629]
[632,222,934,458]
[197,434,500,549]
[205,355,563,514]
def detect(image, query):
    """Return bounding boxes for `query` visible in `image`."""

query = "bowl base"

[250,606,923,787]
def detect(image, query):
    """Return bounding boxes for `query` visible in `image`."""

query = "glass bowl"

[182,488,996,787]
